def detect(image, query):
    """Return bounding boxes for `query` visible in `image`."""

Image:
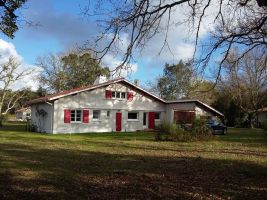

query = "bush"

[260,121,267,130]
[191,118,214,141]
[155,118,213,142]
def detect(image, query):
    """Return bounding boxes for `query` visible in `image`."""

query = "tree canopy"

[38,52,110,92]
[0,0,27,38]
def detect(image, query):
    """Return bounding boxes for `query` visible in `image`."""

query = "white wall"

[31,103,53,133]
[52,83,166,133]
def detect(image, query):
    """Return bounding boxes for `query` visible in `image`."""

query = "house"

[15,107,31,121]
[257,107,267,125]
[28,77,224,133]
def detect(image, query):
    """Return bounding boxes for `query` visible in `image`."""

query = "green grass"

[0,124,267,199]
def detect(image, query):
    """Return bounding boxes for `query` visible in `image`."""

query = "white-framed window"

[121,92,126,99]
[155,112,161,120]
[93,110,101,120]
[116,91,121,98]
[71,110,82,122]
[107,110,110,118]
[110,91,127,100]
[128,112,139,121]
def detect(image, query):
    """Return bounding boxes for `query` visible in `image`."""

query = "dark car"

[207,119,227,135]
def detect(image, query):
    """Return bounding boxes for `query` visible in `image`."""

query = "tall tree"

[38,52,110,92]
[154,60,194,100]
[220,48,267,127]
[0,0,27,38]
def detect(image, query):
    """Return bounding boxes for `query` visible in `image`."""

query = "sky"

[0,0,215,91]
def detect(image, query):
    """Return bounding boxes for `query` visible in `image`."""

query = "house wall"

[52,83,166,133]
[165,102,196,123]
[31,103,53,133]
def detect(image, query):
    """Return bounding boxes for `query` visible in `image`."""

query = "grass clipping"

[155,118,214,142]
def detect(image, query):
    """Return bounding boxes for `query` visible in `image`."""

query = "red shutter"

[105,90,112,99]
[64,109,71,123]
[148,112,155,129]
[127,92,134,101]
[83,109,89,123]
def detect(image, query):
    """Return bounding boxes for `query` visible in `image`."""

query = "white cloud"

[175,43,195,60]
[0,39,41,91]
[102,54,138,78]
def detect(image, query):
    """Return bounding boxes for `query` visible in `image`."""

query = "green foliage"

[191,118,214,141]
[0,0,27,38]
[157,60,193,100]
[38,53,110,92]
[155,118,213,142]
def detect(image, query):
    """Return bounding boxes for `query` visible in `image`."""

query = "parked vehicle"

[207,119,227,135]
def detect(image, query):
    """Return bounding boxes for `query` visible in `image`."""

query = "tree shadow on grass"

[0,143,266,200]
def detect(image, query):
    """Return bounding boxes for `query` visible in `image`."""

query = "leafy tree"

[186,80,219,105]
[153,60,193,100]
[0,0,27,38]
[38,52,110,92]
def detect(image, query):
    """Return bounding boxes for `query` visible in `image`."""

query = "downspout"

[45,101,54,134]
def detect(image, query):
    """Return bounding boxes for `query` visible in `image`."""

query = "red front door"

[116,112,122,132]
[148,112,155,129]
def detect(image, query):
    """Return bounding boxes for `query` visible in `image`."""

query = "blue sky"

[0,0,215,90]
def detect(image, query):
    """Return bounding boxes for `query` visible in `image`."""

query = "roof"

[27,78,224,117]
[16,107,31,113]
[258,107,267,112]
[166,99,224,117]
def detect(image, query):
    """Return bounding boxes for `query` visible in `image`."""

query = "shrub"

[155,118,213,142]
[191,118,214,141]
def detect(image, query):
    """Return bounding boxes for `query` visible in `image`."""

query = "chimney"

[134,79,139,87]
[94,75,108,85]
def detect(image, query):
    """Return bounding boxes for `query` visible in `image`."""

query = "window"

[71,110,82,122]
[116,91,121,98]
[155,112,161,120]
[107,110,110,118]
[121,92,126,99]
[128,112,139,120]
[93,110,100,120]
[109,91,127,100]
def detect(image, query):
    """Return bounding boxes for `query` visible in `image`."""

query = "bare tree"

[219,48,267,127]
[82,0,267,78]
[0,56,32,125]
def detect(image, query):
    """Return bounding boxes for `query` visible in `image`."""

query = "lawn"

[0,124,266,200]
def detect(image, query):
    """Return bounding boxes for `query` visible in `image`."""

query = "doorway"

[143,112,148,128]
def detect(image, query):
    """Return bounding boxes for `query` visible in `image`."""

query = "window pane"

[76,110,81,121]
[155,112,160,119]
[128,112,138,119]
[93,110,100,119]
[112,91,116,98]
[107,110,110,117]
[71,110,75,121]
[116,92,120,98]
[121,92,126,99]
